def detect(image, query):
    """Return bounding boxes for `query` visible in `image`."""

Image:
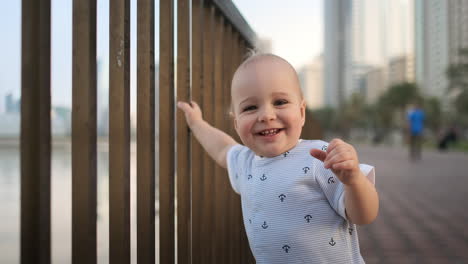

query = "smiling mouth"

[258,128,283,136]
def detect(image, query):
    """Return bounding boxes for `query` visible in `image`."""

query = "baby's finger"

[190,100,200,109]
[310,149,327,162]
[324,151,353,169]
[331,160,356,171]
[177,101,192,112]
[323,144,346,163]
[325,138,343,154]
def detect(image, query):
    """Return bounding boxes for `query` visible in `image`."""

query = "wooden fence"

[21,0,256,263]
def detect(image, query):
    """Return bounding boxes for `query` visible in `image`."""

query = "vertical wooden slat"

[236,36,252,264]
[191,0,204,263]
[201,5,215,263]
[71,0,97,263]
[228,31,237,264]
[109,0,131,262]
[228,30,241,264]
[237,38,255,264]
[221,23,233,264]
[137,0,155,263]
[235,34,244,263]
[213,12,226,264]
[177,0,191,263]
[236,37,245,263]
[20,0,51,263]
[159,0,175,262]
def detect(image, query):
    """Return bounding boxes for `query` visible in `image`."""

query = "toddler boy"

[177,54,379,263]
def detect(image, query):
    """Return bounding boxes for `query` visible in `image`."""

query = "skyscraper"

[324,0,352,108]
[325,0,414,106]
[298,56,323,110]
[415,0,468,99]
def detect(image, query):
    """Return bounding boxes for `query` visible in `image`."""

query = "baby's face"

[231,56,305,157]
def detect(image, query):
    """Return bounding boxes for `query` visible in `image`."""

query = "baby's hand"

[310,139,362,186]
[177,101,203,128]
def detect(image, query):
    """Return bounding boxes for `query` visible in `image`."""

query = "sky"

[233,0,323,67]
[0,0,323,110]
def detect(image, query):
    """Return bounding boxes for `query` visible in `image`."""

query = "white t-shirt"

[226,139,375,264]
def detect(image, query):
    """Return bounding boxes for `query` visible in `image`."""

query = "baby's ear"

[300,100,306,126]
[231,113,239,130]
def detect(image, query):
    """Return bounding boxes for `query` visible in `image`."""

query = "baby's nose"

[258,107,276,122]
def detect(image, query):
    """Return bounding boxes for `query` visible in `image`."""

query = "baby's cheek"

[240,126,252,141]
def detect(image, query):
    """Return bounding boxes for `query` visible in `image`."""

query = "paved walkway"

[355,144,468,263]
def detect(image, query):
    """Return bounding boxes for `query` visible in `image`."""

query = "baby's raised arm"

[177,101,237,168]
[310,139,379,225]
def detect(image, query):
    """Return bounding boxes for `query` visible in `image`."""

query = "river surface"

[0,139,160,264]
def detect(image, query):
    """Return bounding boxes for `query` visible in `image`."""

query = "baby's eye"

[242,105,257,112]
[274,99,288,106]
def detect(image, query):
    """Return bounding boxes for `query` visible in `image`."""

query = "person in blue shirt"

[407,103,425,161]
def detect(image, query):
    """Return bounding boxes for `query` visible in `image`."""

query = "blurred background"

[1,0,467,263]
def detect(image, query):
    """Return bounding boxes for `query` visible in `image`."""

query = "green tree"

[379,82,421,110]
[312,107,337,133]
[423,97,442,133]
[377,82,421,127]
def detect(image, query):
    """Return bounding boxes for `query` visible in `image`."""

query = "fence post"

[21,0,51,263]
[191,0,205,263]
[159,0,175,263]
[109,0,131,262]
[212,11,226,263]
[137,0,156,262]
[176,0,192,263]
[71,0,97,263]
[200,4,216,262]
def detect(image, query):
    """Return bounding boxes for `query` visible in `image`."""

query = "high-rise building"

[5,93,20,114]
[325,0,414,106]
[415,0,468,99]
[351,0,414,97]
[447,1,468,65]
[324,0,352,108]
[298,56,324,110]
[415,0,448,99]
[388,54,414,86]
[362,66,386,104]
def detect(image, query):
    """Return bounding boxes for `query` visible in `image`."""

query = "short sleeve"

[316,161,376,220]
[226,144,245,194]
[336,164,376,220]
[359,164,375,184]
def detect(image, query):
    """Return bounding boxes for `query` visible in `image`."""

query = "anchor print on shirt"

[302,167,310,174]
[327,176,336,184]
[349,227,354,235]
[329,238,336,246]
[278,194,286,202]
[282,245,291,253]
[283,151,290,157]
[260,174,267,181]
[304,214,313,223]
[261,221,268,229]
[247,174,253,180]
[322,145,328,151]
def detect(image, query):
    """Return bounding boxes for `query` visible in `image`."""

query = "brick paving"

[355,144,468,263]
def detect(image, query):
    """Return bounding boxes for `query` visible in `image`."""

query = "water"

[0,139,159,264]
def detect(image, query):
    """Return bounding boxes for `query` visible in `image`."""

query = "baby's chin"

[250,145,291,158]
[239,137,299,158]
